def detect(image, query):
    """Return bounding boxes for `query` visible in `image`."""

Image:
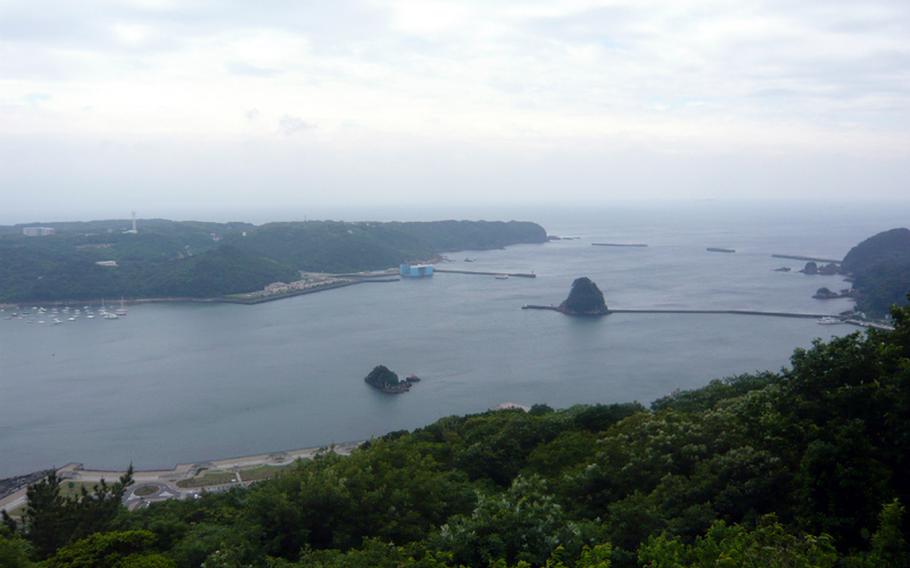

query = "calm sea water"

[1,202,908,477]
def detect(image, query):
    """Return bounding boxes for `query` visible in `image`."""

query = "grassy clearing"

[238,463,296,482]
[134,485,158,497]
[59,480,102,497]
[4,504,26,520]
[175,470,237,488]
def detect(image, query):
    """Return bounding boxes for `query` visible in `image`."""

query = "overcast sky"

[2,0,909,222]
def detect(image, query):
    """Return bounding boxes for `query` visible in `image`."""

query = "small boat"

[817,317,842,325]
[68,317,76,321]
[405,374,421,383]
[52,318,63,325]
[86,315,95,319]
[495,274,510,280]
[103,312,119,320]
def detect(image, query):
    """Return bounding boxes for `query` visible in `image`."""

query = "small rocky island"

[813,287,853,300]
[364,365,419,394]
[559,277,609,316]
[800,261,840,275]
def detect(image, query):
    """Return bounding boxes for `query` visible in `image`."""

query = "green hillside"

[0,219,547,302]
[842,228,910,316]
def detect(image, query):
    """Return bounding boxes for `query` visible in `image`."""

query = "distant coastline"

[0,219,547,305]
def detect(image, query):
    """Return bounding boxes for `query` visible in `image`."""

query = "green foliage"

[841,227,910,316]
[226,220,546,274]
[869,499,909,566]
[285,538,453,567]
[22,467,134,559]
[853,262,910,316]
[437,475,604,566]
[638,516,838,567]
[842,227,910,275]
[364,365,401,389]
[844,499,910,568]
[650,373,777,413]
[44,530,169,568]
[0,531,33,568]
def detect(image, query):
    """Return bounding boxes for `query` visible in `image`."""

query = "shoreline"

[0,440,365,513]
[0,255,447,308]
[0,276,400,308]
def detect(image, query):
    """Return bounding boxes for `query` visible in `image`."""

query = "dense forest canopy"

[3,299,910,567]
[0,219,547,302]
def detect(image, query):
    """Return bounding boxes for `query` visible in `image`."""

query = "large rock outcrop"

[559,277,608,316]
[364,365,410,393]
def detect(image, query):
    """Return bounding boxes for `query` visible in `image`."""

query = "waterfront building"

[399,263,434,278]
[22,226,55,237]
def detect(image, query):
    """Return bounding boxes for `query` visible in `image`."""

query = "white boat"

[115,297,128,317]
[53,318,63,325]
[86,315,95,319]
[103,312,119,320]
[817,317,842,325]
[68,317,76,321]
[495,274,510,280]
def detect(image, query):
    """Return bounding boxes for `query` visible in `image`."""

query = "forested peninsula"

[3,301,910,567]
[0,219,547,302]
[842,227,910,317]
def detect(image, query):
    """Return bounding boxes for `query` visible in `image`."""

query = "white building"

[22,227,55,237]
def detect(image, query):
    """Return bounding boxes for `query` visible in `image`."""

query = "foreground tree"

[22,466,134,559]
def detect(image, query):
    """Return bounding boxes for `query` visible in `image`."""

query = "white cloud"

[0,0,909,211]
[278,115,316,135]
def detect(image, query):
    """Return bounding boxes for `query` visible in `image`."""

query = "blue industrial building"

[400,263,434,278]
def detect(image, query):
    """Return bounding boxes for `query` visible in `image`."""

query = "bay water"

[1,202,907,477]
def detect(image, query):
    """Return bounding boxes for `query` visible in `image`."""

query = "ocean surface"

[1,202,908,478]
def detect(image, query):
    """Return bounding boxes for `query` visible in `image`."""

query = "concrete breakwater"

[522,305,833,319]
[435,269,536,278]
[772,254,842,264]
[223,278,399,305]
[592,242,648,247]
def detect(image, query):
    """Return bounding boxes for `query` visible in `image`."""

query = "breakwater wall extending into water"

[435,269,536,278]
[520,305,894,330]
[772,254,842,264]
[523,305,828,319]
